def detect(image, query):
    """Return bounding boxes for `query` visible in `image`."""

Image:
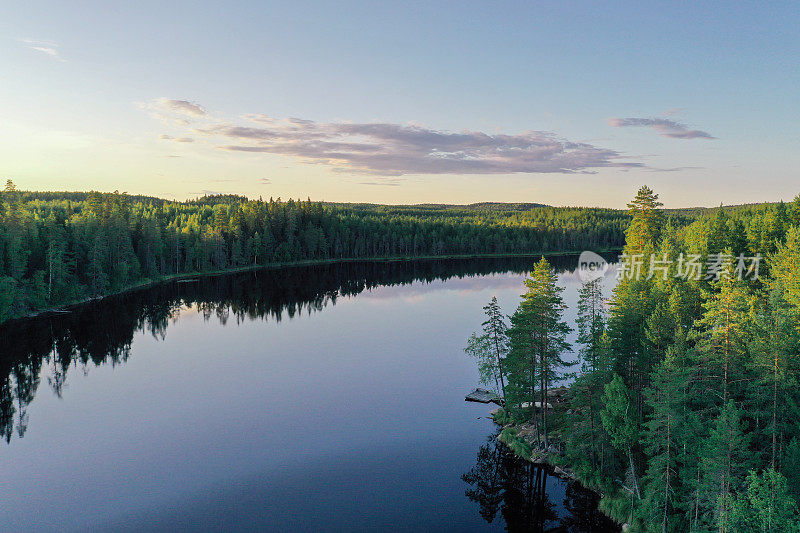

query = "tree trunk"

[663,415,670,533]
[772,348,778,469]
[493,330,507,400]
[628,447,641,499]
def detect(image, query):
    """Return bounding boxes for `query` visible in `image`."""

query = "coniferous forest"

[6,181,800,530]
[467,186,800,531]
[0,179,631,323]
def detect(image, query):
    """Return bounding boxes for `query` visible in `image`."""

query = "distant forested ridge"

[0,181,634,322]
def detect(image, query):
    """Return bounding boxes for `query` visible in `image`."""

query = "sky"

[1,1,798,208]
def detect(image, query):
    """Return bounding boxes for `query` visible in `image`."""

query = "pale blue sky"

[1,1,798,207]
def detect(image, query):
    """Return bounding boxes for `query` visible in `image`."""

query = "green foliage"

[576,276,607,372]
[731,469,800,533]
[695,401,752,531]
[0,182,637,323]
[625,185,664,255]
[465,296,509,395]
[0,277,20,322]
[499,427,532,461]
[695,264,754,402]
[464,185,800,530]
[601,373,638,451]
[504,257,572,446]
[598,490,635,526]
[491,407,514,426]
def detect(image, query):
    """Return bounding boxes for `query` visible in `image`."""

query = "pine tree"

[625,185,664,255]
[607,186,665,420]
[483,296,509,398]
[568,276,611,474]
[577,277,606,372]
[639,350,694,532]
[695,260,753,403]
[748,286,800,471]
[505,258,571,447]
[696,400,751,532]
[465,297,510,397]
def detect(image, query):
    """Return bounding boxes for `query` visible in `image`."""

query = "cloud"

[663,107,686,117]
[140,98,207,127]
[159,134,195,143]
[170,111,641,176]
[260,178,272,185]
[19,38,65,62]
[154,98,207,116]
[608,117,714,139]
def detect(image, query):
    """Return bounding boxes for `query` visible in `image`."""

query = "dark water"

[0,256,619,532]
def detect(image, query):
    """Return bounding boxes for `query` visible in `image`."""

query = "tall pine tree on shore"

[505,257,571,448]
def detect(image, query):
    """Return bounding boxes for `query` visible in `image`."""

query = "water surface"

[0,257,619,531]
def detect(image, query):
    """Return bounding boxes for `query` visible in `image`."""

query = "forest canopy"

[0,181,635,323]
[466,185,800,532]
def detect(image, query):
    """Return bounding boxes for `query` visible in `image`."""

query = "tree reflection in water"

[1,255,607,444]
[462,433,620,532]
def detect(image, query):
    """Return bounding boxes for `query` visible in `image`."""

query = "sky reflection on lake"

[0,257,618,532]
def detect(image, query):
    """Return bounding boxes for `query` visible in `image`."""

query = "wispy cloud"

[19,38,65,62]
[147,104,641,176]
[608,117,714,139]
[154,98,207,116]
[140,98,207,127]
[663,107,686,117]
[159,134,195,143]
[260,177,272,185]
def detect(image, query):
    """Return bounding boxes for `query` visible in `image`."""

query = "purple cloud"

[189,115,641,176]
[608,117,714,139]
[159,134,195,143]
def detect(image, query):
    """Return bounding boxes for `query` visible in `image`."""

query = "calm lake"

[0,256,620,532]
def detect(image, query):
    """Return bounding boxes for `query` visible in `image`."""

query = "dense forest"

[0,180,634,323]
[467,186,800,531]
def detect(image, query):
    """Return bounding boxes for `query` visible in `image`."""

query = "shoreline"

[3,248,622,327]
[490,410,627,528]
